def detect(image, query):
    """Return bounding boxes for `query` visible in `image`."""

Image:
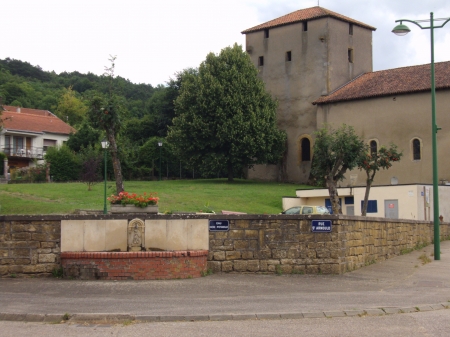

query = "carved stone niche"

[128,218,145,251]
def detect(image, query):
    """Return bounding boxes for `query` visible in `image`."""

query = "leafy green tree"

[55,86,88,126]
[87,56,125,194]
[168,44,286,182]
[358,144,403,216]
[44,145,81,181]
[310,124,366,214]
[66,121,101,152]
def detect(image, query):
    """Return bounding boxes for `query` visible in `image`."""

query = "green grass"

[0,179,313,215]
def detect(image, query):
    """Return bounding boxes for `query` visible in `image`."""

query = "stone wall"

[0,219,60,277]
[207,215,450,274]
[2,214,450,278]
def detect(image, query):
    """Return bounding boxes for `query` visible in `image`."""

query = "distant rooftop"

[242,6,376,34]
[313,61,450,105]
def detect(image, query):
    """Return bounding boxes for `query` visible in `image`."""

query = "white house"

[0,105,75,170]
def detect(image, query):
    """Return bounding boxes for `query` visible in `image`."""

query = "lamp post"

[101,138,110,214]
[158,141,163,181]
[392,13,450,260]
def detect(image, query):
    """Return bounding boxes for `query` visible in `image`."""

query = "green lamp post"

[392,13,450,260]
[101,138,110,214]
[158,141,163,181]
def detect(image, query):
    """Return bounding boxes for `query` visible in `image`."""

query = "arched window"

[301,138,311,161]
[370,140,377,156]
[413,138,421,160]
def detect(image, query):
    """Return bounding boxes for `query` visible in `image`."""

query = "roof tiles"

[242,6,376,34]
[313,61,450,105]
[1,107,75,135]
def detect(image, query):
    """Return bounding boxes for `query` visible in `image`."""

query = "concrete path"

[0,241,449,323]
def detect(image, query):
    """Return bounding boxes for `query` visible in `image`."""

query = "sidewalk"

[0,241,449,323]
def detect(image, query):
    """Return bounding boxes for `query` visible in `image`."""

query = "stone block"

[187,219,209,250]
[233,260,248,271]
[241,251,253,259]
[12,232,31,241]
[31,233,47,241]
[1,258,14,265]
[105,220,127,251]
[221,261,233,272]
[272,250,287,259]
[280,265,293,273]
[0,234,10,242]
[229,230,244,239]
[247,260,260,272]
[13,259,30,265]
[146,219,167,251]
[39,254,57,263]
[267,259,280,265]
[260,260,268,271]
[61,220,84,252]
[207,261,222,273]
[8,265,23,273]
[248,240,258,250]
[40,242,56,248]
[235,220,249,229]
[10,249,29,258]
[22,265,47,273]
[226,251,241,260]
[245,230,258,239]
[0,249,8,258]
[214,232,228,239]
[166,219,188,250]
[306,265,319,274]
[234,240,249,250]
[11,224,26,232]
[255,249,271,259]
[213,251,226,260]
[0,265,9,275]
[84,220,106,251]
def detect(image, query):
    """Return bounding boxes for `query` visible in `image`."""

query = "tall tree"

[55,86,88,126]
[168,44,286,182]
[87,56,125,194]
[310,124,366,214]
[358,144,403,216]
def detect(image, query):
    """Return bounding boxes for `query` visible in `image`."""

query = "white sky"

[2,0,450,86]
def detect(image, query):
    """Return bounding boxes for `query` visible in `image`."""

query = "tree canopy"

[168,44,286,182]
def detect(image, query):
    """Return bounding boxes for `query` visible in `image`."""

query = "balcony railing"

[1,146,45,159]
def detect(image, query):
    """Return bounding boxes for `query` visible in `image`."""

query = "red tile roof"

[2,105,56,117]
[313,61,450,105]
[1,107,75,135]
[242,6,376,34]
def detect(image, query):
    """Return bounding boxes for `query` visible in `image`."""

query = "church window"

[303,21,308,32]
[301,138,311,161]
[286,51,292,62]
[258,56,264,66]
[264,29,269,38]
[349,23,353,35]
[370,140,377,156]
[348,48,354,63]
[413,138,421,160]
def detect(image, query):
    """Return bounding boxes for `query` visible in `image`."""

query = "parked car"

[280,206,330,215]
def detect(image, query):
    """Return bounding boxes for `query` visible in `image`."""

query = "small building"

[282,184,450,221]
[0,105,75,169]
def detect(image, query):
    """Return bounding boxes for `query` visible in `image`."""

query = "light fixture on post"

[158,141,163,181]
[393,13,450,260]
[101,138,110,214]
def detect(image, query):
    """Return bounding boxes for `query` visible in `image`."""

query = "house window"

[370,140,377,156]
[12,136,24,154]
[349,23,353,35]
[264,29,269,38]
[361,200,378,213]
[303,21,308,32]
[345,197,354,205]
[43,139,57,151]
[413,138,421,160]
[258,56,264,66]
[348,48,354,63]
[301,138,311,161]
[286,51,292,62]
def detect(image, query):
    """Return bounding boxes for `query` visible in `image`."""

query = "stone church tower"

[242,7,376,182]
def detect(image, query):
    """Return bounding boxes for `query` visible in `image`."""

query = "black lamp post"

[158,141,163,181]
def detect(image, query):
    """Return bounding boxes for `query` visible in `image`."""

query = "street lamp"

[101,138,110,214]
[158,141,163,181]
[393,13,450,260]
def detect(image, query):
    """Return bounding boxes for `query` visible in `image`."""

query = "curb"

[0,303,448,324]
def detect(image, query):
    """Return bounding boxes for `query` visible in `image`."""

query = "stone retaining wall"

[2,214,450,277]
[0,219,60,277]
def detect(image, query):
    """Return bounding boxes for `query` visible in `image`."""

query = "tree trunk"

[107,130,124,194]
[361,172,374,216]
[326,177,342,214]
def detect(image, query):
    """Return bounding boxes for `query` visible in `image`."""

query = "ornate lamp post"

[101,138,110,214]
[392,13,450,260]
[158,141,163,181]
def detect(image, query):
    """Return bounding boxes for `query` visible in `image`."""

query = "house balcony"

[1,146,46,160]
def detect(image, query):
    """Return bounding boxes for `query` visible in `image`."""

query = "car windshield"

[316,206,330,214]
[284,207,300,214]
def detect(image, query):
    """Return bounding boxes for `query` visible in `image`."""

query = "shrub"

[45,145,81,181]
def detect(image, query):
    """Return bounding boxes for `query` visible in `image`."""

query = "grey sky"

[2,0,450,86]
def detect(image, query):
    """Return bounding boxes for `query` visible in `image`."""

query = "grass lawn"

[0,179,314,215]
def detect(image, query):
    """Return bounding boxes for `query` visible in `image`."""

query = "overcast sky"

[2,0,450,86]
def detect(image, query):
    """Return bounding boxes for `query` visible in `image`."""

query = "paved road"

[0,241,449,324]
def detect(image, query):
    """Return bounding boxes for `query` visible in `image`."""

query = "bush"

[0,152,6,175]
[45,145,81,182]
[10,163,47,183]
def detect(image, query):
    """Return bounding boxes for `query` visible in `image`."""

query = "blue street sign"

[311,220,332,233]
[209,220,230,232]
